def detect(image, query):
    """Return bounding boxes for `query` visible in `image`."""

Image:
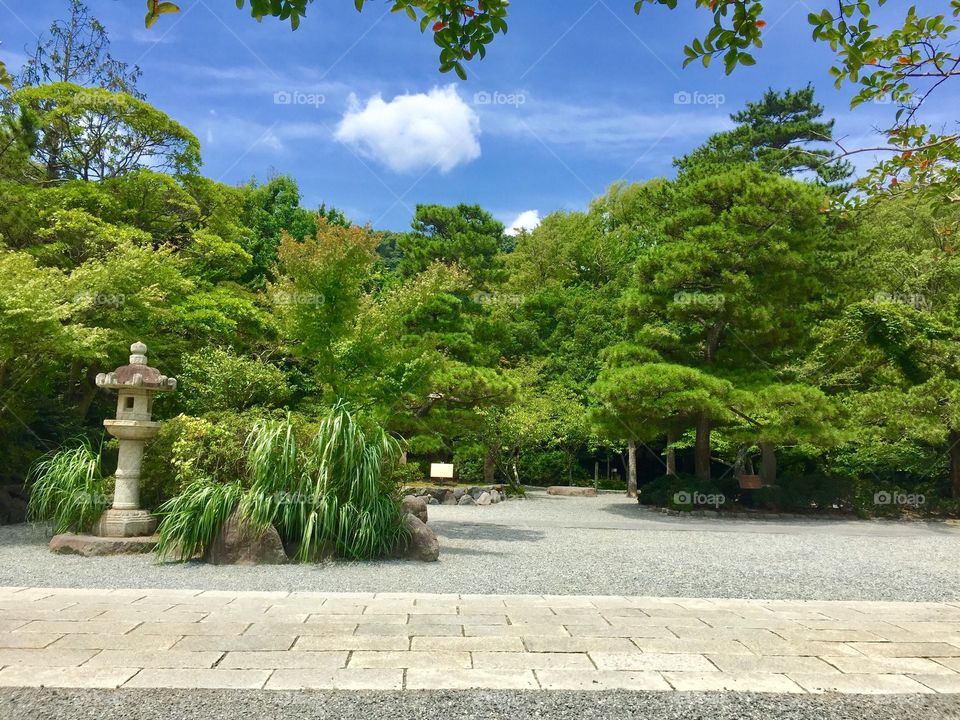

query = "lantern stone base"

[95,509,158,538]
[49,533,158,557]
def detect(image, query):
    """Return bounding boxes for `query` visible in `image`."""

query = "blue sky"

[0,1,944,232]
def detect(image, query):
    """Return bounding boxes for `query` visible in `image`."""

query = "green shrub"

[752,473,859,514]
[177,347,291,414]
[391,462,425,486]
[156,404,408,563]
[453,443,486,484]
[516,450,569,486]
[141,409,294,509]
[27,438,111,534]
[639,473,728,511]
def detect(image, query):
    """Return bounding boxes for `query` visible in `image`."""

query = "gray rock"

[476,492,492,506]
[470,487,485,499]
[453,489,466,500]
[427,497,439,505]
[401,495,429,524]
[203,510,287,566]
[441,491,457,505]
[397,513,439,562]
[547,486,598,497]
[489,491,500,504]
[49,533,158,557]
[458,494,476,506]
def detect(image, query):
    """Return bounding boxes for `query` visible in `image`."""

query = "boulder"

[397,513,439,561]
[50,533,158,556]
[441,490,457,505]
[470,487,485,499]
[458,494,476,506]
[490,491,500,504]
[427,497,439,505]
[547,486,598,497]
[203,510,287,565]
[476,492,492,506]
[401,495,429,524]
[453,488,466,500]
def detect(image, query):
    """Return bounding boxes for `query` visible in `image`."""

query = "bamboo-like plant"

[27,438,109,534]
[242,404,408,561]
[156,404,408,563]
[154,479,243,561]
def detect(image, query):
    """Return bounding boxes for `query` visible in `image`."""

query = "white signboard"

[430,463,455,480]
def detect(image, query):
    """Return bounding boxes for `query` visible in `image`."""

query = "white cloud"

[506,210,541,236]
[335,85,480,174]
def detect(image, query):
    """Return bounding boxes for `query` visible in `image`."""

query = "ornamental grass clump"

[154,479,243,561]
[27,438,109,534]
[241,404,407,561]
[156,403,407,563]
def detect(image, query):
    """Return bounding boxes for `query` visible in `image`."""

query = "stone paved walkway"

[1,587,960,694]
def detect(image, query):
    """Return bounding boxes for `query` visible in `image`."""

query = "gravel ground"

[2,689,958,720]
[1,490,959,601]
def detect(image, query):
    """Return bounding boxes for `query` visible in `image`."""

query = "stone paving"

[1,587,960,693]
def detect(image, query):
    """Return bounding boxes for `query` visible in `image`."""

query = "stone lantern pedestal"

[49,342,176,557]
[95,342,176,538]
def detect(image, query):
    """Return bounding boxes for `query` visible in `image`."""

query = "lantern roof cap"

[95,342,177,392]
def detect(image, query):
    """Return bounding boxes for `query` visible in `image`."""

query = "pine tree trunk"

[950,429,960,499]
[694,414,711,482]
[759,442,777,485]
[627,439,638,498]
[483,445,499,485]
[665,431,677,476]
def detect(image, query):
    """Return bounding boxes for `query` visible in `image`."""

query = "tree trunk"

[483,444,499,485]
[950,429,960,499]
[759,442,777,486]
[626,439,638,498]
[665,431,677,476]
[694,414,711,482]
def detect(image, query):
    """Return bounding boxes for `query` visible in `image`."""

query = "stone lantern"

[94,341,176,538]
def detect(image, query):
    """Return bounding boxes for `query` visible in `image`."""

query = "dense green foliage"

[7,4,960,529]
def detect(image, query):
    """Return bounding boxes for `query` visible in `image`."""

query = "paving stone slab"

[294,635,410,652]
[590,652,716,672]
[405,668,539,690]
[663,671,805,693]
[535,669,672,691]
[789,672,936,694]
[219,651,347,669]
[265,668,403,690]
[471,652,594,670]
[123,668,271,689]
[348,651,470,669]
[0,665,138,688]
[85,650,223,669]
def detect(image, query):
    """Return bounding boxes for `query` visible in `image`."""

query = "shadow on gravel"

[430,521,545,543]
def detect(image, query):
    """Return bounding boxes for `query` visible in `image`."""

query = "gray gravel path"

[1,490,958,601]
[2,689,958,720]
